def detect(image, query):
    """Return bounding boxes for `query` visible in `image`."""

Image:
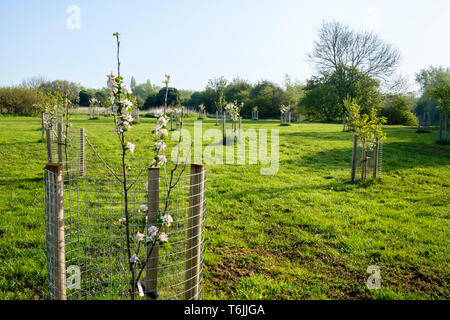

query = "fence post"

[238,116,242,141]
[46,128,53,163]
[185,163,205,300]
[41,112,45,139]
[145,167,160,300]
[222,111,226,143]
[57,118,63,164]
[373,137,379,179]
[80,128,86,176]
[45,163,66,300]
[351,134,357,182]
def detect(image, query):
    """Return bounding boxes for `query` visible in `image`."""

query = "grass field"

[0,114,449,300]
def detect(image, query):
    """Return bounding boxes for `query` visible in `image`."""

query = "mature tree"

[380,94,417,126]
[143,87,181,109]
[428,80,450,143]
[224,78,252,104]
[179,89,194,106]
[248,80,285,118]
[308,21,402,92]
[416,66,450,91]
[130,76,137,90]
[283,74,305,118]
[40,80,81,104]
[133,80,160,108]
[299,65,382,121]
[0,86,43,115]
[187,91,206,108]
[414,66,450,122]
[78,90,92,107]
[203,76,228,113]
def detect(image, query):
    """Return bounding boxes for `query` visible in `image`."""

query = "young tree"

[345,97,386,182]
[428,80,450,144]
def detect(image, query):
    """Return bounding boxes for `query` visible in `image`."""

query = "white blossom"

[161,214,173,227]
[159,232,169,242]
[147,225,159,242]
[155,126,168,137]
[155,141,166,151]
[157,116,168,127]
[122,85,132,95]
[114,125,123,134]
[119,217,127,224]
[135,232,144,242]
[126,142,135,153]
[130,254,139,263]
[158,154,167,165]
[107,73,117,88]
[139,204,148,212]
[123,113,134,123]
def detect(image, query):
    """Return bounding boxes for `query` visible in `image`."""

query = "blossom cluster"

[107,73,135,134]
[225,102,242,121]
[107,72,136,153]
[152,111,170,167]
[280,104,291,114]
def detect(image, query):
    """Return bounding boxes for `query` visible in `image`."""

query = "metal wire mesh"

[352,138,383,181]
[44,156,206,300]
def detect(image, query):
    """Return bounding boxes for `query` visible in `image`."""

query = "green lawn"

[0,115,449,300]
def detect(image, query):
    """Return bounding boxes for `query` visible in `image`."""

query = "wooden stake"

[361,137,367,182]
[46,163,66,300]
[184,163,205,300]
[351,134,357,182]
[145,167,159,300]
[222,111,226,144]
[57,119,63,163]
[46,129,53,163]
[238,117,242,141]
[41,113,45,139]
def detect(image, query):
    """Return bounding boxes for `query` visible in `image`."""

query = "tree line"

[1,21,448,127]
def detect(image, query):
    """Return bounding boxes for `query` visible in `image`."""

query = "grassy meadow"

[0,114,449,299]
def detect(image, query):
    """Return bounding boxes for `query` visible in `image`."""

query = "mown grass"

[0,114,448,300]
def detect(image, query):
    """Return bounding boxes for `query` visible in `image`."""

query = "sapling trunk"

[361,137,366,182]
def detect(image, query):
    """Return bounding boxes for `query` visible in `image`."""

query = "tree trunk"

[361,137,366,182]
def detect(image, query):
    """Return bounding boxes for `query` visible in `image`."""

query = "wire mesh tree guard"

[44,140,206,300]
[350,134,383,182]
[280,112,292,125]
[220,110,242,144]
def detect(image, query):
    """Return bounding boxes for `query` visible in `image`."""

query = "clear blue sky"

[0,0,449,91]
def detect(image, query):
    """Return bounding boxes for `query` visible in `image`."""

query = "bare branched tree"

[307,21,402,91]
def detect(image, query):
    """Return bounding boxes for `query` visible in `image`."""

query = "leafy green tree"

[380,94,417,126]
[300,65,382,121]
[133,80,160,109]
[130,76,137,90]
[248,80,285,118]
[414,66,450,123]
[78,90,92,106]
[143,87,181,109]
[428,80,450,143]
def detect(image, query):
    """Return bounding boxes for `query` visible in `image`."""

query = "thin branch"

[84,135,122,184]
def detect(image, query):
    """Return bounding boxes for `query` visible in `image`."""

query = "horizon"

[1,0,449,92]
